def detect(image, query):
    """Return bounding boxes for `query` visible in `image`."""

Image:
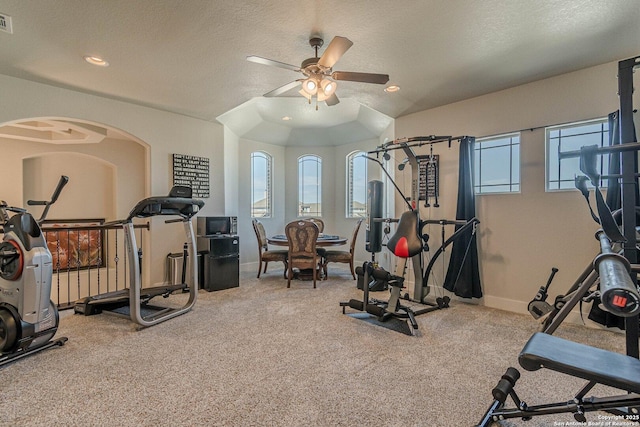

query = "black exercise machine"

[477,231,640,426]
[369,136,480,304]
[528,237,639,334]
[526,186,640,331]
[340,136,480,335]
[342,210,451,335]
[0,175,69,367]
[527,267,559,321]
[74,186,204,327]
[477,54,640,426]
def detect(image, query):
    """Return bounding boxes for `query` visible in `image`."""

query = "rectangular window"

[474,133,520,194]
[546,119,609,191]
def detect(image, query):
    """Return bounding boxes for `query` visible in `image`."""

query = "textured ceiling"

[0,0,638,145]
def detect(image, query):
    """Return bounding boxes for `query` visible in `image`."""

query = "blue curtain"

[443,136,482,298]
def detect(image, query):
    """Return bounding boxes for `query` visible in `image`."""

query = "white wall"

[0,75,225,286]
[395,60,623,316]
[23,153,117,220]
[223,127,239,216]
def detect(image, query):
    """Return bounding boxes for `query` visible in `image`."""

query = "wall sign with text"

[172,154,210,198]
[416,154,439,200]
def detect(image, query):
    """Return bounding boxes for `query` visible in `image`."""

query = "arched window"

[346,151,367,218]
[251,151,272,217]
[298,155,322,217]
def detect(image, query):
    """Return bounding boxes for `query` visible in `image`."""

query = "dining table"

[267,233,347,280]
[267,233,347,247]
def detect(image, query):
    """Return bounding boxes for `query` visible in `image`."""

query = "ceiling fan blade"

[332,71,389,85]
[325,93,340,106]
[318,36,353,68]
[247,55,300,72]
[264,80,301,97]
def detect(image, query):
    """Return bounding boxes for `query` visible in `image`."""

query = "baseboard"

[241,262,257,274]
[481,294,529,315]
[481,294,621,331]
[241,261,286,277]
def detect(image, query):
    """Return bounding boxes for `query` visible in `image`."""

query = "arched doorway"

[0,117,149,219]
[0,117,151,305]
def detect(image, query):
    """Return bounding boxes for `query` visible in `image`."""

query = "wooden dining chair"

[306,218,324,233]
[322,218,364,280]
[252,219,288,278]
[285,220,321,288]
[305,218,328,259]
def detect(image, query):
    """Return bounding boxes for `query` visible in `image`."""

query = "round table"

[267,234,347,247]
[267,234,347,280]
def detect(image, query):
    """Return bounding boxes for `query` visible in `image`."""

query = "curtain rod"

[510,109,636,136]
[370,135,468,154]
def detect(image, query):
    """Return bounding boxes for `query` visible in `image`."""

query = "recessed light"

[384,85,400,93]
[84,55,109,67]
[282,116,292,121]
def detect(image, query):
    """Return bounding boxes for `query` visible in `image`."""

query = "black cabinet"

[197,235,239,292]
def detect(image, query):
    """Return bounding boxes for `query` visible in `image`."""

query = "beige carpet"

[0,265,630,427]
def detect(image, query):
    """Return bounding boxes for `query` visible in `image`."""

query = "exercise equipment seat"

[519,332,640,393]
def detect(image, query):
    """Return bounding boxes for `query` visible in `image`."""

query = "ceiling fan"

[247,36,389,108]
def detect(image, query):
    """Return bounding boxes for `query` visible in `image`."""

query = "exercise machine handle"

[27,175,69,222]
[533,267,559,301]
[48,175,69,204]
[594,230,640,317]
[27,175,69,206]
[543,268,559,292]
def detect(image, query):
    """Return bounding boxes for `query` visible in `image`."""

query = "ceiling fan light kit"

[302,77,318,95]
[320,78,336,97]
[247,35,389,109]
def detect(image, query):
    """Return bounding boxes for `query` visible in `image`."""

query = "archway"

[0,117,150,219]
[0,117,151,305]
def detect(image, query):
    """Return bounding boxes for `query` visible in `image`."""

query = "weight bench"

[476,332,640,426]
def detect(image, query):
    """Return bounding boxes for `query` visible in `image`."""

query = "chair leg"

[263,262,268,273]
[323,260,328,280]
[257,259,263,278]
[283,260,288,279]
[349,260,355,280]
[312,265,316,289]
[287,265,292,288]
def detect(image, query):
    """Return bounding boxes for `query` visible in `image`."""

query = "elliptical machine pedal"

[0,176,70,367]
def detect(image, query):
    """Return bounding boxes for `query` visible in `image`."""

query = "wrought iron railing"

[41,222,149,309]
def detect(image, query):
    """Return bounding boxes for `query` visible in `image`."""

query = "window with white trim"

[546,119,609,191]
[474,133,521,194]
[250,151,272,218]
[346,151,367,218]
[298,155,322,217]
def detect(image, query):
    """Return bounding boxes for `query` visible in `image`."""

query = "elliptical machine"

[0,175,69,367]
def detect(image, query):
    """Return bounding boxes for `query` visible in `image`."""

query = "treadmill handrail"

[126,196,204,221]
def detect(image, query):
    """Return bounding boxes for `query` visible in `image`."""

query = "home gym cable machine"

[477,54,640,426]
[340,135,479,334]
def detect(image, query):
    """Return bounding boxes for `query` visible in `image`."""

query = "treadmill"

[74,186,204,327]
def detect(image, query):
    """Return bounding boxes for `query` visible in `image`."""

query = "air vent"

[0,13,13,34]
